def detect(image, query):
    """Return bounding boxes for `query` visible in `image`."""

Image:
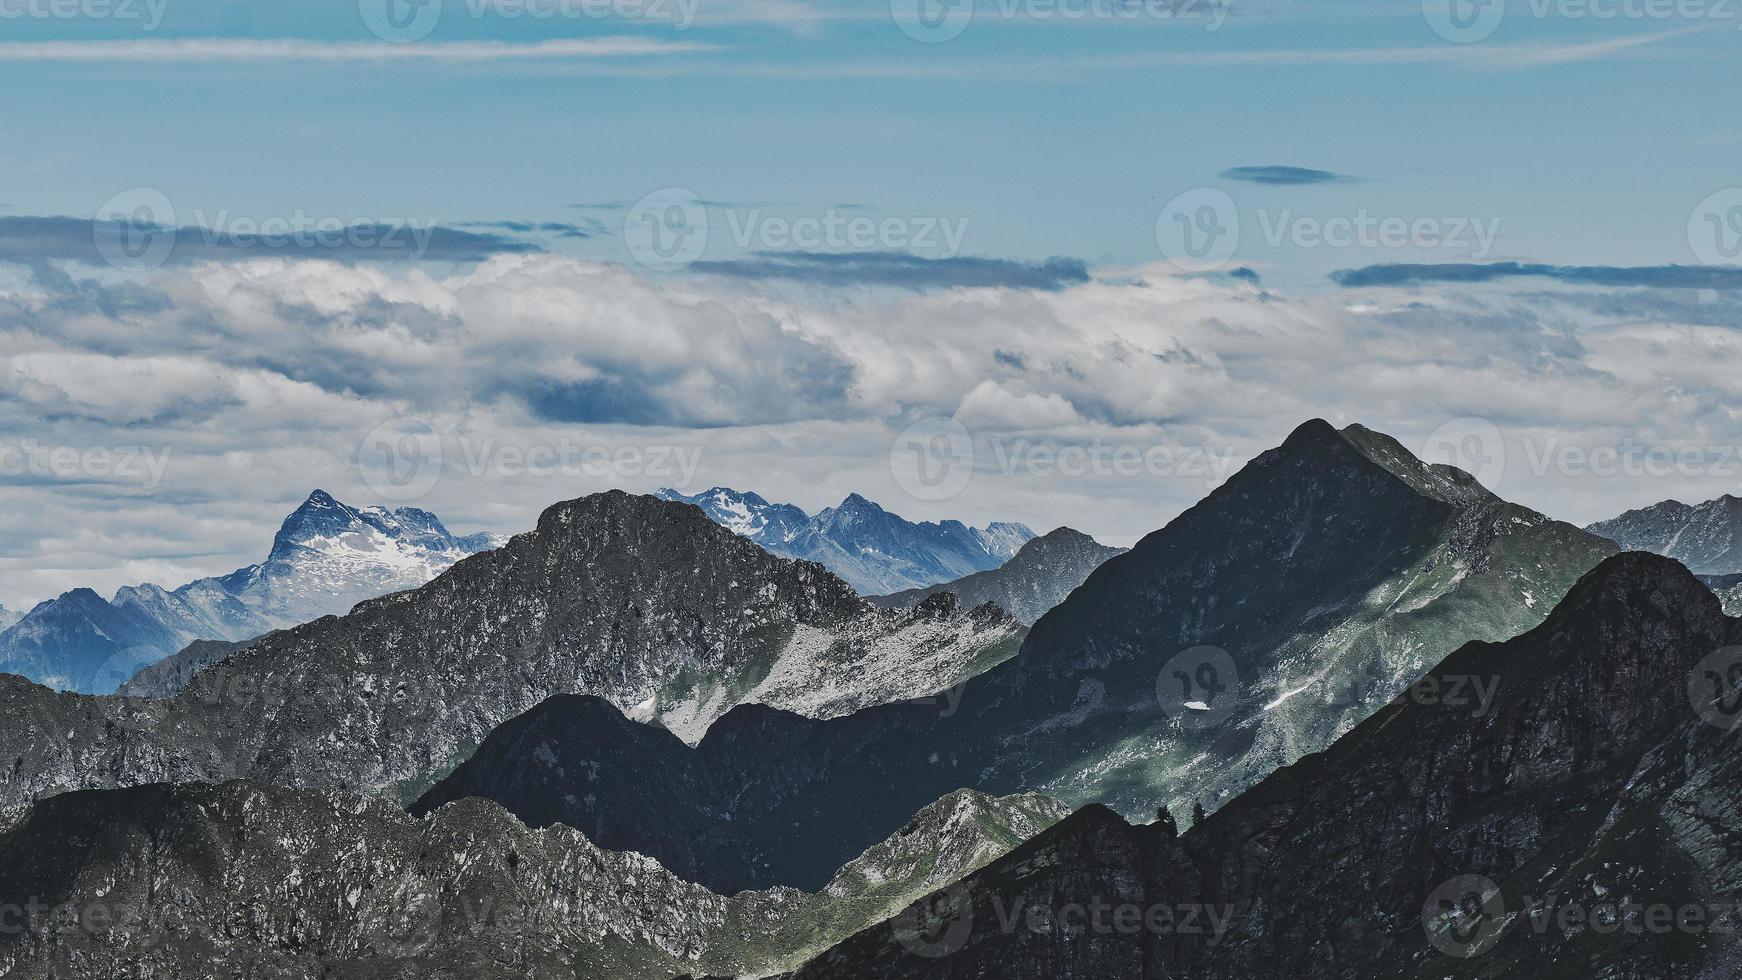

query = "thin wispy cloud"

[1107,26,1704,70]
[0,37,715,64]
[0,215,542,266]
[1332,262,1742,290]
[689,251,1092,291]
[513,28,1709,81]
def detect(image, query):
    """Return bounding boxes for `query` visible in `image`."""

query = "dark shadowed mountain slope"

[657,486,1034,594]
[414,420,1617,892]
[783,552,1742,980]
[871,527,1127,625]
[0,492,1022,809]
[1588,494,1742,575]
[0,779,1066,980]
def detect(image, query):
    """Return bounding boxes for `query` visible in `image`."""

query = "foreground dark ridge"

[783,552,1742,979]
[418,419,1617,892]
[0,491,1022,808]
[0,779,1068,979]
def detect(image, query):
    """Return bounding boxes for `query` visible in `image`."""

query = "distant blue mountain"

[655,487,1035,594]
[0,491,504,694]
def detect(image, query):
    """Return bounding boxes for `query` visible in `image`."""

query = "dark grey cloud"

[459,219,604,239]
[689,251,1092,291]
[1331,262,1742,289]
[0,215,543,269]
[1220,165,1359,186]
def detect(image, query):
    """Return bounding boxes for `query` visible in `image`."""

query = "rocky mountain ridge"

[0,491,1023,809]
[656,486,1034,594]
[1587,494,1742,575]
[0,778,1067,979]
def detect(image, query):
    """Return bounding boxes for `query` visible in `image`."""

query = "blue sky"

[2,0,1737,288]
[1,0,1741,609]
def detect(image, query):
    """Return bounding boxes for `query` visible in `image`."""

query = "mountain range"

[656,486,1035,594]
[0,491,1023,809]
[7,418,1742,979]
[0,490,504,694]
[414,420,1618,893]
[1587,494,1742,575]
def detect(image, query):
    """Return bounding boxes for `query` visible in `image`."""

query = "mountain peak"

[836,492,883,513]
[1282,416,1342,445]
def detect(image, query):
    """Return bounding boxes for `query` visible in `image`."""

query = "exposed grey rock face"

[0,491,1022,809]
[784,552,1742,980]
[872,527,1126,625]
[656,487,1035,594]
[0,490,503,694]
[1701,572,1742,616]
[1587,494,1742,574]
[428,421,1617,893]
[0,779,1066,980]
